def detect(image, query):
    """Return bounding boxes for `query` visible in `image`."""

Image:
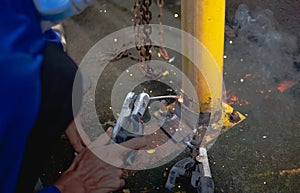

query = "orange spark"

[244,74,252,78]
[230,95,238,102]
[277,80,297,93]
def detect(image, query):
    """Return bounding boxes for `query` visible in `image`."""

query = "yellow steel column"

[181,0,225,112]
[181,0,245,144]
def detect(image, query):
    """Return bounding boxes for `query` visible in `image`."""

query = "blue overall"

[0,0,86,192]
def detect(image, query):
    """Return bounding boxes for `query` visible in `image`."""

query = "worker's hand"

[65,114,90,153]
[55,128,148,193]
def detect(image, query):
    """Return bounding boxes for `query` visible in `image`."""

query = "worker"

[0,1,147,193]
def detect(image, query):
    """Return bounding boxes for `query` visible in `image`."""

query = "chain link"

[100,0,169,72]
[134,0,152,63]
[157,0,169,60]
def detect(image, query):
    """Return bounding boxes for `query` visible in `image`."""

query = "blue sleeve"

[0,1,45,193]
[33,0,93,21]
[37,186,61,193]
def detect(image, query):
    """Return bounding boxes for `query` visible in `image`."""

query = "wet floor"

[42,0,299,192]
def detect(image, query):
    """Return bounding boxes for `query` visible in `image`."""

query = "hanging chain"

[157,0,169,60]
[134,0,152,63]
[134,0,164,78]
[100,0,169,78]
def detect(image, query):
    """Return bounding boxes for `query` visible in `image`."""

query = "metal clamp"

[111,92,150,165]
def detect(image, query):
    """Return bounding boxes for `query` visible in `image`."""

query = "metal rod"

[149,95,180,100]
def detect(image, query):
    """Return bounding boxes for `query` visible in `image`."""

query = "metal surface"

[111,92,150,166]
[181,0,245,149]
[181,0,225,112]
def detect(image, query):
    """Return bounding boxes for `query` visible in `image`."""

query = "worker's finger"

[65,120,86,153]
[94,178,125,192]
[74,115,91,145]
[106,127,113,138]
[65,114,91,153]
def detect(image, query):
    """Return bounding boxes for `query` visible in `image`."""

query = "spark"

[174,13,179,18]
[230,95,238,102]
[224,55,227,59]
[147,149,156,154]
[277,80,297,92]
[244,100,250,105]
[113,38,118,42]
[244,73,251,78]
[262,135,267,139]
[162,70,169,76]
[229,40,233,44]
[240,78,244,83]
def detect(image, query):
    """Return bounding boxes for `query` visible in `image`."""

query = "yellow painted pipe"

[181,0,225,112]
[181,0,245,147]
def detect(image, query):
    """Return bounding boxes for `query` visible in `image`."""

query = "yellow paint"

[254,168,300,178]
[221,102,245,132]
[181,0,225,112]
[181,0,245,139]
[279,168,300,176]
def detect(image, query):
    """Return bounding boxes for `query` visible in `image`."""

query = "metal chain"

[101,0,166,79]
[134,0,152,63]
[157,0,169,60]
[133,0,166,79]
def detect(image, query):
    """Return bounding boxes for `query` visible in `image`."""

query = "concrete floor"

[226,0,300,49]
